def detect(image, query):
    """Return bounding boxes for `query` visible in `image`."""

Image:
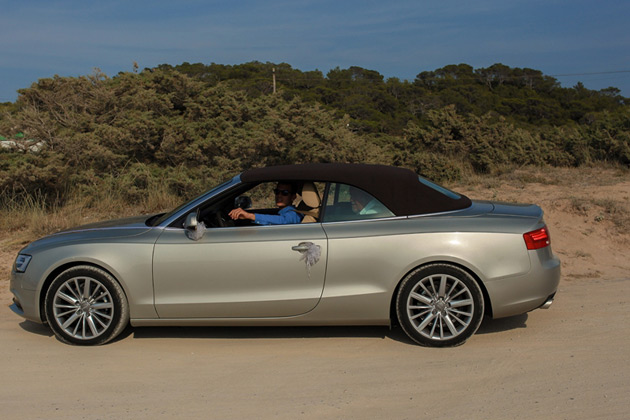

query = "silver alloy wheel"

[406,273,474,341]
[52,276,114,340]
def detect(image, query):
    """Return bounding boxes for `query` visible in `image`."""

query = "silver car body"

[10,166,560,344]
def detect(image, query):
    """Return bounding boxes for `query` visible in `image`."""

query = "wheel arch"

[39,261,127,324]
[389,260,493,325]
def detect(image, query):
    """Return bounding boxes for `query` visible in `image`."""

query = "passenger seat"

[295,182,321,223]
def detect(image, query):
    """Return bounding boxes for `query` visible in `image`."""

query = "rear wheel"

[396,264,484,347]
[44,265,129,345]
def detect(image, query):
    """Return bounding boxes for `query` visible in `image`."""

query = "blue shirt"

[254,206,303,225]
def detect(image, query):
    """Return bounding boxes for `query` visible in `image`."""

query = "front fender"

[23,240,159,321]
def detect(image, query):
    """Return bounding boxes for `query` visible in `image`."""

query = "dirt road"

[1,168,629,419]
[1,276,628,419]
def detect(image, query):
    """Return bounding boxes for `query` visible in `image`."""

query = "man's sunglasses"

[274,188,293,196]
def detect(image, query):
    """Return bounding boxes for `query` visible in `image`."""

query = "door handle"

[292,244,311,252]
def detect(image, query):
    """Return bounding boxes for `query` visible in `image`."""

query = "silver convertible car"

[10,163,560,347]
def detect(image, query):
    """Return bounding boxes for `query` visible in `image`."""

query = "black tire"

[396,264,484,347]
[44,265,129,345]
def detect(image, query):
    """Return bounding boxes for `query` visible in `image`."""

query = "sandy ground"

[1,168,629,419]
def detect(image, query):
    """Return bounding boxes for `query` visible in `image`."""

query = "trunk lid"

[483,201,543,219]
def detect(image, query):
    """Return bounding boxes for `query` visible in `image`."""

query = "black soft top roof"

[240,163,471,216]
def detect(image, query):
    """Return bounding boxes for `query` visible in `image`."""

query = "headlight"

[14,254,32,273]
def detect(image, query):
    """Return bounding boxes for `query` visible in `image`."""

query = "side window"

[322,183,394,222]
[242,182,281,209]
[193,181,284,229]
[193,180,324,228]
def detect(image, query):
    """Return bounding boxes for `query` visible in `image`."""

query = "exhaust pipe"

[539,293,555,309]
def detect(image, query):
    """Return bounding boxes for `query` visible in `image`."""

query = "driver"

[228,182,303,225]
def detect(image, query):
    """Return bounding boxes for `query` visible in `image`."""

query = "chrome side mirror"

[184,212,198,231]
[184,212,206,241]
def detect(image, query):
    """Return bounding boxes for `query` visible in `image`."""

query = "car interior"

[172,180,394,229]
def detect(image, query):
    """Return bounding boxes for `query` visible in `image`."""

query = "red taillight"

[523,226,551,250]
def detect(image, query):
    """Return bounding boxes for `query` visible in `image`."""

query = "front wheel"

[44,265,129,345]
[396,264,484,347]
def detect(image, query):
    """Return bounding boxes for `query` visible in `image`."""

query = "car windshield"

[147,178,235,227]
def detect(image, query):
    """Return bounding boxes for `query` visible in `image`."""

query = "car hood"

[55,215,153,234]
[21,215,156,253]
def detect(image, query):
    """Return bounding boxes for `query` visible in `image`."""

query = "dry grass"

[451,165,630,236]
[565,187,630,231]
[454,163,630,189]
[0,184,181,249]
[591,198,630,230]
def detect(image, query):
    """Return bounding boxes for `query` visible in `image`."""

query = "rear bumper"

[484,248,561,319]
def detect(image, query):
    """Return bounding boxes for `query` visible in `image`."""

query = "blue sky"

[1,0,629,102]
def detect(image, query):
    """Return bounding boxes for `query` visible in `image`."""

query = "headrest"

[301,182,321,208]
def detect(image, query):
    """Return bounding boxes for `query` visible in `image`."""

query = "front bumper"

[9,299,27,317]
[10,271,43,323]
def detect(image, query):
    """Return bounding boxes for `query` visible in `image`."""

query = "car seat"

[295,182,321,223]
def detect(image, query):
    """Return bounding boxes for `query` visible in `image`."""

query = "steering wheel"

[214,209,235,227]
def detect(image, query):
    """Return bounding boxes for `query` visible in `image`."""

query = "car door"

[152,223,327,318]
[317,182,404,319]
